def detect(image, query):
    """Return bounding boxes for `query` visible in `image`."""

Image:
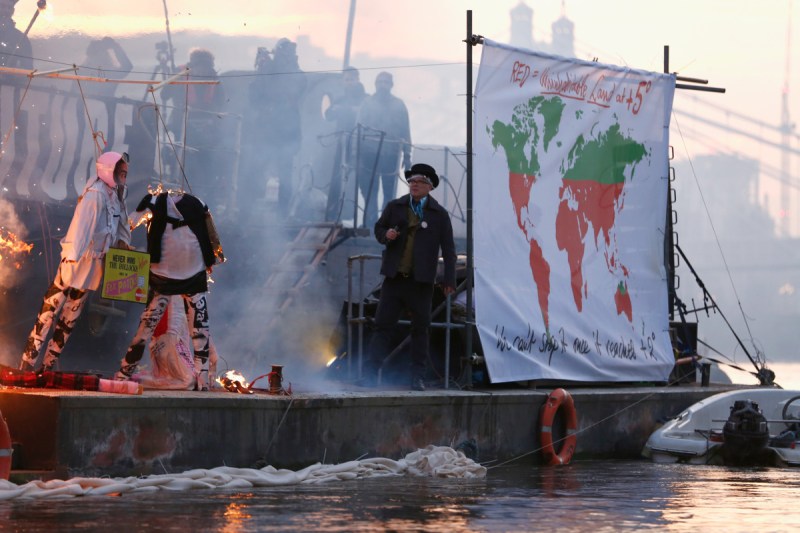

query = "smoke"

[0,30,467,388]
[0,195,34,368]
[0,196,32,288]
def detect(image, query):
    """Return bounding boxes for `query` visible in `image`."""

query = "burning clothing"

[20,153,130,371]
[117,192,217,390]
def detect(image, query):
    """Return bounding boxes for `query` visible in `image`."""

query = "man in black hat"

[364,163,456,391]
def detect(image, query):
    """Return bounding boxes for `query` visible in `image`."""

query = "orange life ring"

[539,388,578,466]
[0,410,12,480]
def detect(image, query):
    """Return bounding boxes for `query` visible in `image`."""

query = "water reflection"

[4,462,800,531]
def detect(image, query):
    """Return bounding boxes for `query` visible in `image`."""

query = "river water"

[3,460,800,532]
[3,362,799,531]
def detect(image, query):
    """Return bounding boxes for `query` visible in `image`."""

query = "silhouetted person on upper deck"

[164,48,228,212]
[324,66,366,221]
[0,0,32,72]
[240,38,307,218]
[77,37,133,149]
[355,71,411,229]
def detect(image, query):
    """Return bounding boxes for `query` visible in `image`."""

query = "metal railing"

[345,253,466,389]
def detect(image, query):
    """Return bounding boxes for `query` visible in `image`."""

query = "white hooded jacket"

[58,154,131,290]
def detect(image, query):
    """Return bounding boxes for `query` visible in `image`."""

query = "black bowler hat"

[404,163,439,189]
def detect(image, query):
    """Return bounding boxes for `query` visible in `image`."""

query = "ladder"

[261,222,341,330]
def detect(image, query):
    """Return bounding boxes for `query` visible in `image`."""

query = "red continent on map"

[510,172,552,328]
[509,172,536,236]
[615,281,633,321]
[493,98,646,330]
[555,179,625,311]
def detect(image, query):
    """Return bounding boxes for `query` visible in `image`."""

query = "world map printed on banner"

[473,40,677,383]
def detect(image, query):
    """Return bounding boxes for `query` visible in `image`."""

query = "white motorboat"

[643,388,800,467]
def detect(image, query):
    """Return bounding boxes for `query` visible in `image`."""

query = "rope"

[672,112,764,367]
[0,74,34,162]
[264,397,294,458]
[36,203,52,282]
[148,88,192,193]
[150,90,163,184]
[182,72,189,172]
[74,73,105,157]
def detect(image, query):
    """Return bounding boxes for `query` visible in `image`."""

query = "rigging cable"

[182,71,189,174]
[147,87,192,193]
[672,112,766,369]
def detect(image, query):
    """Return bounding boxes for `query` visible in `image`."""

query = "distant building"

[509,1,575,58]
[509,2,534,50]
[675,154,774,243]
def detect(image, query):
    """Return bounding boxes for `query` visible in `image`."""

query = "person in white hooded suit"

[19,151,131,371]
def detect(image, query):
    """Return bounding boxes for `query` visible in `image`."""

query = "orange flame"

[216,369,252,394]
[0,228,33,269]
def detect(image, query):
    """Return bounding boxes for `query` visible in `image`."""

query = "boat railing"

[345,253,466,389]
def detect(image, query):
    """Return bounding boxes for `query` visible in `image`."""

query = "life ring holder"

[0,409,12,480]
[539,388,578,465]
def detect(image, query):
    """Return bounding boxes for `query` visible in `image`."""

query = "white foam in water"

[0,445,485,500]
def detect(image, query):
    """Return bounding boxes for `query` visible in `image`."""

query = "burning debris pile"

[216,365,291,395]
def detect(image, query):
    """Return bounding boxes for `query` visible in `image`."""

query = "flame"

[326,356,337,368]
[0,228,33,268]
[216,369,252,394]
[129,211,152,231]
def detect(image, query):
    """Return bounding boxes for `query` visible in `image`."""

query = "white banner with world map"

[473,40,677,383]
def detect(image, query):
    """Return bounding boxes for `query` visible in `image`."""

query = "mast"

[343,0,357,69]
[465,11,477,386]
[162,0,177,72]
[665,46,675,321]
[779,0,793,236]
[664,45,726,322]
[663,47,774,384]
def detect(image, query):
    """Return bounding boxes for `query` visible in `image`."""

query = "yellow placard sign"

[101,248,150,304]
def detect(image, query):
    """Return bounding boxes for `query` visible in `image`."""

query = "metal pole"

[363,131,385,229]
[354,123,361,228]
[664,45,675,322]
[23,1,46,35]
[444,294,451,389]
[358,257,366,378]
[343,0,357,69]
[464,10,475,387]
[347,258,354,379]
[162,0,177,72]
[443,146,450,213]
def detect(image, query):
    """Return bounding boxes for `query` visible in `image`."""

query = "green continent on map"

[556,122,646,319]
[491,96,565,330]
[490,96,647,329]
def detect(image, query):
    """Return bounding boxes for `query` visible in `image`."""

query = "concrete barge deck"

[0,383,749,479]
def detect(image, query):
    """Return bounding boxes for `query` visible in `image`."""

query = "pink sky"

[19,0,800,231]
